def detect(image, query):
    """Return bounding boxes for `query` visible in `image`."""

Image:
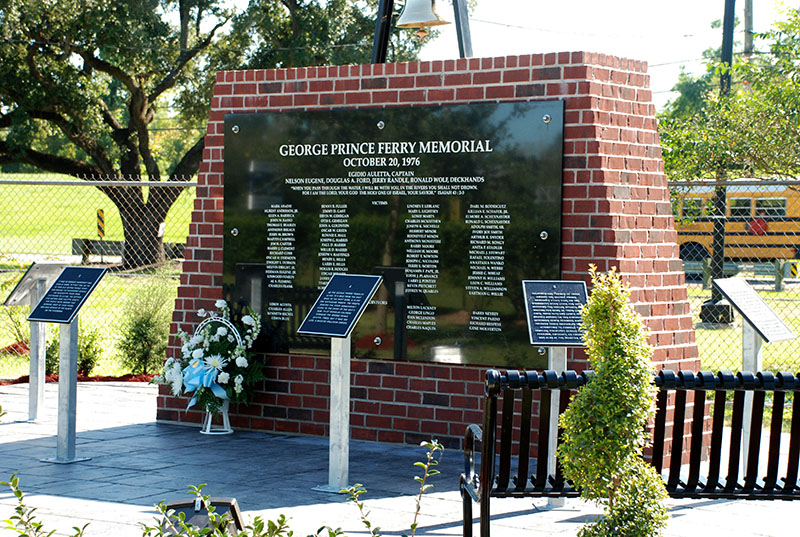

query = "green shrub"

[44,323,103,377]
[558,266,668,537]
[118,280,172,375]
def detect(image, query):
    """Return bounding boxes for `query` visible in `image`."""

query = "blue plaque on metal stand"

[28,266,107,324]
[522,280,588,347]
[298,274,383,338]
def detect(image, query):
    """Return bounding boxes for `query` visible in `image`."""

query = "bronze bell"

[396,0,450,28]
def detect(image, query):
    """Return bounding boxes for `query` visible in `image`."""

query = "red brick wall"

[157,52,700,448]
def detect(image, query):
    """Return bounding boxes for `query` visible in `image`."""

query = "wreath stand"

[194,316,240,435]
[200,399,233,435]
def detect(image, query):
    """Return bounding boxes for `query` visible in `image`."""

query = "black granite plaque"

[713,278,795,342]
[523,280,587,346]
[223,101,564,367]
[28,267,107,324]
[298,274,382,338]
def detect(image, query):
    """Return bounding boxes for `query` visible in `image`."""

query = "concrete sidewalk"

[0,382,792,536]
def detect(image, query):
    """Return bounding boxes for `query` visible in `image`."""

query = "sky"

[418,0,792,110]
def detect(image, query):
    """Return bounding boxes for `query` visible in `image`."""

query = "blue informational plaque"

[28,267,107,324]
[522,280,588,347]
[297,274,383,338]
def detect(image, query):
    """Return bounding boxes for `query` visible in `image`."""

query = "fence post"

[702,258,712,289]
[774,260,785,291]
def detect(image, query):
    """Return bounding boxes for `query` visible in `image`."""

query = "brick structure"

[158,52,700,448]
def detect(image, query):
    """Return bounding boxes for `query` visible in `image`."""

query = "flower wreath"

[155,300,263,414]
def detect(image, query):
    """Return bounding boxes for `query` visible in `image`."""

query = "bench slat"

[743,391,765,491]
[514,388,533,492]
[783,399,800,492]
[534,388,552,491]
[685,389,706,492]
[496,389,515,492]
[725,391,745,492]
[763,391,784,491]
[704,389,727,493]
[667,389,687,490]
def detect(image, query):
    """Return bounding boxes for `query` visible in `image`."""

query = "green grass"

[0,174,195,255]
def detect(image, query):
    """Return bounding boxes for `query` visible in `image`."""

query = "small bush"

[558,266,668,537]
[44,323,103,377]
[118,280,172,375]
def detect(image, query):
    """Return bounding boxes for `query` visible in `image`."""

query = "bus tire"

[680,242,709,262]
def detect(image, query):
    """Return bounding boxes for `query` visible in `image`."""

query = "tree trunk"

[102,183,176,270]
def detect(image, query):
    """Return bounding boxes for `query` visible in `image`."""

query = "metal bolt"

[231,228,239,236]
[373,336,383,346]
[538,347,546,355]
[377,121,385,130]
[540,231,549,240]
[542,114,551,124]
[231,125,240,134]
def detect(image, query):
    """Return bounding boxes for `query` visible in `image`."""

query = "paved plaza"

[0,381,793,536]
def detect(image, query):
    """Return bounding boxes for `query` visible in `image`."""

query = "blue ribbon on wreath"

[182,359,228,410]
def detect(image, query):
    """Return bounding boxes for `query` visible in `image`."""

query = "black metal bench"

[460,368,800,537]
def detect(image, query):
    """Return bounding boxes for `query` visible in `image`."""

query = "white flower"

[217,372,230,384]
[216,326,228,338]
[165,357,174,367]
[242,315,255,326]
[234,374,243,385]
[189,335,203,346]
[215,299,227,310]
[204,354,227,370]
[234,384,243,394]
[192,348,204,360]
[197,308,207,318]
[235,355,248,368]
[228,334,235,343]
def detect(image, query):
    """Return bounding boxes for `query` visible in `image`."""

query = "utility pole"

[700,0,737,324]
[744,0,754,60]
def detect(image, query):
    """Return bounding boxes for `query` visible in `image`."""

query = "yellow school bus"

[673,180,800,262]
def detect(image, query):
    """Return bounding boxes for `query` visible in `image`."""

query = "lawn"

[0,174,195,255]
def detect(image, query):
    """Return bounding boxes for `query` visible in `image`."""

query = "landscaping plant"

[44,323,103,377]
[558,266,669,537]
[118,279,173,375]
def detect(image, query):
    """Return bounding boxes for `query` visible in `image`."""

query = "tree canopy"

[0,0,424,268]
[659,8,800,181]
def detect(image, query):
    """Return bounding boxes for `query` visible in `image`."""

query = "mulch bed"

[0,373,155,386]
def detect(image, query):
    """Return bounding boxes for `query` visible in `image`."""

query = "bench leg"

[460,477,474,537]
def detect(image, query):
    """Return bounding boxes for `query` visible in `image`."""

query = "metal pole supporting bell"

[396,0,449,28]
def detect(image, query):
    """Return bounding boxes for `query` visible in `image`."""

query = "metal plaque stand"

[313,335,352,493]
[741,320,763,466]
[299,274,383,494]
[547,347,567,508]
[42,317,90,464]
[28,279,47,422]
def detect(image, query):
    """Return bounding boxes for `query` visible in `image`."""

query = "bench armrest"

[461,423,483,502]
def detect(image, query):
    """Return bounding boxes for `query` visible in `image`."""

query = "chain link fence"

[0,174,196,379]
[673,179,800,373]
[2,175,799,379]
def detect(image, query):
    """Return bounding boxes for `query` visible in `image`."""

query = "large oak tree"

[0,0,422,269]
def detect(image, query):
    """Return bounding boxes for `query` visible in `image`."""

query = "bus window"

[681,198,705,219]
[755,198,786,218]
[729,198,752,218]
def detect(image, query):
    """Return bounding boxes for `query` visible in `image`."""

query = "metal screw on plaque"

[539,231,549,240]
[538,347,546,355]
[231,125,240,134]
[377,121,385,130]
[542,114,551,124]
[373,336,382,346]
[231,228,239,236]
